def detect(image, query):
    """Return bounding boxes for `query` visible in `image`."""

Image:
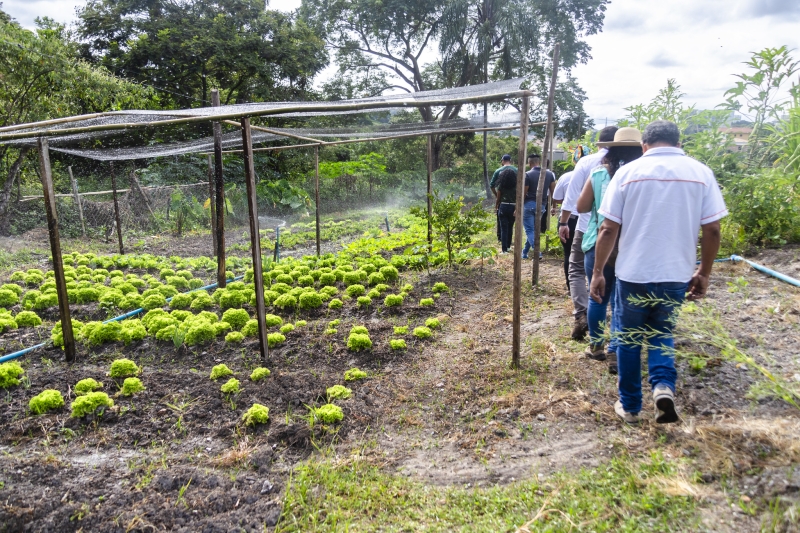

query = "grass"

[277,451,698,532]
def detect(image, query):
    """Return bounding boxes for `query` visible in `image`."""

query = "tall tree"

[302,0,606,171]
[77,0,328,107]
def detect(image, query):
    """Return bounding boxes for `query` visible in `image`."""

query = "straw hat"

[597,127,642,147]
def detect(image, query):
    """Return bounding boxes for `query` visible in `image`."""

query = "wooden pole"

[241,118,269,364]
[39,139,75,362]
[207,154,218,255]
[212,89,227,288]
[532,45,560,286]
[512,95,530,369]
[129,169,156,221]
[314,145,321,257]
[68,166,85,237]
[426,135,433,249]
[109,161,124,254]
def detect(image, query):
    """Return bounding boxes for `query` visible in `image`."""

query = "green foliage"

[219,289,247,309]
[319,272,337,286]
[29,389,65,415]
[51,319,84,348]
[33,292,58,310]
[0,289,19,307]
[393,326,409,335]
[295,320,307,327]
[110,358,139,378]
[14,311,42,327]
[250,367,271,382]
[70,392,114,418]
[169,293,193,310]
[328,298,343,310]
[379,265,399,282]
[268,332,286,347]
[0,361,24,388]
[420,298,435,307]
[225,331,244,344]
[220,378,240,394]
[299,291,323,310]
[313,403,344,424]
[344,368,367,381]
[327,384,352,400]
[280,324,295,334]
[142,293,167,311]
[119,319,147,345]
[210,364,234,380]
[347,332,373,351]
[221,308,251,329]
[357,296,372,307]
[0,312,17,333]
[183,316,217,346]
[390,339,407,350]
[190,292,214,310]
[346,284,366,298]
[431,282,449,294]
[83,321,122,347]
[413,326,433,339]
[274,293,298,310]
[410,193,490,266]
[425,318,441,329]
[120,377,145,396]
[74,378,104,395]
[242,404,270,426]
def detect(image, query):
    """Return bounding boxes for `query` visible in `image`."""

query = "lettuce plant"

[71,392,113,418]
[210,364,234,380]
[250,367,271,381]
[120,377,145,396]
[75,378,103,395]
[327,384,352,400]
[242,404,269,426]
[110,358,140,378]
[29,389,65,415]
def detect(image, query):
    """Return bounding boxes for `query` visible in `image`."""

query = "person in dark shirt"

[494,167,527,253]
[522,154,556,259]
[490,154,517,242]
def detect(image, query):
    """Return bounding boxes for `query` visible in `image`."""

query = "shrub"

[384,294,404,307]
[0,289,19,307]
[420,298,435,307]
[250,367,271,381]
[29,389,65,415]
[280,324,295,334]
[222,308,250,329]
[425,318,441,329]
[326,384,352,400]
[14,311,42,327]
[120,377,145,396]
[318,273,336,286]
[110,358,140,378]
[313,403,343,424]
[220,378,240,394]
[71,392,114,417]
[432,282,449,294]
[226,331,244,343]
[328,298,343,310]
[190,292,213,310]
[74,378,104,395]
[299,291,323,310]
[390,339,407,350]
[347,332,372,351]
[268,332,286,347]
[142,293,167,311]
[210,364,234,380]
[346,284,365,298]
[0,362,24,388]
[170,293,193,309]
[273,293,297,310]
[242,403,270,426]
[393,326,409,335]
[413,326,433,339]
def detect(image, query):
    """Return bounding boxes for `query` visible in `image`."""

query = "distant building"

[719,127,752,152]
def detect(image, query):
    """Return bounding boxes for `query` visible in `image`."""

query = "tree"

[302,0,606,172]
[77,0,328,107]
[0,11,155,232]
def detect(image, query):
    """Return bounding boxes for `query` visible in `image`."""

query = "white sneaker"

[653,384,678,424]
[614,400,640,424]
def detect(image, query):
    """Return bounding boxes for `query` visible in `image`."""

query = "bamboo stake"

[109,162,124,254]
[207,154,218,255]
[20,181,207,201]
[241,117,269,364]
[68,166,85,237]
[39,138,75,362]
[512,95,530,369]
[223,120,325,144]
[314,145,321,257]
[212,89,227,288]
[532,45,560,286]
[426,135,433,250]
[129,169,156,221]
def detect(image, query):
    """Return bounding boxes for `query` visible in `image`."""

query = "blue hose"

[730,255,800,288]
[0,275,244,363]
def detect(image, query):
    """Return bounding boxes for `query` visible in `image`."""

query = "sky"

[3,0,799,126]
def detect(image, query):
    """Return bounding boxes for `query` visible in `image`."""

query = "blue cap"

[501,154,512,162]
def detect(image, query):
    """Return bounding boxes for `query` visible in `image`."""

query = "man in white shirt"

[558,126,618,339]
[551,170,575,292]
[589,121,727,425]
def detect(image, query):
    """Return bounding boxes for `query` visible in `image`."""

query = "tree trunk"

[0,146,31,235]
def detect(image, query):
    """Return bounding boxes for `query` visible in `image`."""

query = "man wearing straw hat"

[589,120,727,424]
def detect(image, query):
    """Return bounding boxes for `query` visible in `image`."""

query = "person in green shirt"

[491,154,517,242]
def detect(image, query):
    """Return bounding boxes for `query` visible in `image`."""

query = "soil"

[1,244,799,532]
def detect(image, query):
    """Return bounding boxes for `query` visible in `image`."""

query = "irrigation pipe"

[730,255,800,288]
[0,275,244,364]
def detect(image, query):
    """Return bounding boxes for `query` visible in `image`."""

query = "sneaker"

[606,351,618,375]
[584,344,606,361]
[614,400,640,424]
[653,384,678,424]
[522,254,528,260]
[571,314,588,340]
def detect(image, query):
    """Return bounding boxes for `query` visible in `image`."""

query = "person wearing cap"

[589,120,727,425]
[490,154,517,242]
[576,127,644,374]
[521,153,555,260]
[494,166,526,253]
[559,126,619,340]
[551,170,576,292]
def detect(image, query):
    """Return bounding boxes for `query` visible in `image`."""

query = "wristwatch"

[558,222,568,227]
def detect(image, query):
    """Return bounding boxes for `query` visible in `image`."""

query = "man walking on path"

[490,154,517,242]
[522,154,555,259]
[552,170,575,292]
[589,120,727,425]
[559,126,618,339]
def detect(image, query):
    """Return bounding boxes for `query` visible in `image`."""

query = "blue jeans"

[497,204,515,252]
[584,246,618,351]
[521,200,547,257]
[615,279,688,414]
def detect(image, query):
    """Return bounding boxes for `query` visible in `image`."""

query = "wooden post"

[109,161,124,255]
[207,154,218,255]
[314,145,321,257]
[532,45,560,286]
[426,135,433,249]
[39,139,76,362]
[68,166,85,237]
[129,169,156,221]
[512,95,530,369]
[212,89,227,288]
[241,118,269,364]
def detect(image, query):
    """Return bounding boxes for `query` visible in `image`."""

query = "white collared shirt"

[552,170,574,217]
[598,146,728,284]
[562,149,608,233]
